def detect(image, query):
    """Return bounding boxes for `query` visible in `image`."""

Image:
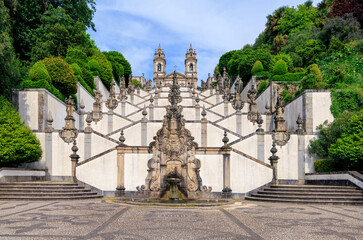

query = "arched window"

[189,63,193,72]
[157,63,161,72]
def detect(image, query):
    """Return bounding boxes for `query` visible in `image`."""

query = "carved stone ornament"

[272,96,290,146]
[232,75,244,111]
[145,79,152,91]
[144,71,205,196]
[106,81,118,111]
[247,84,258,124]
[59,96,78,143]
[92,88,103,124]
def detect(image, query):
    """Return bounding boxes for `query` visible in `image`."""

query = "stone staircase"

[0,182,102,200]
[245,184,363,205]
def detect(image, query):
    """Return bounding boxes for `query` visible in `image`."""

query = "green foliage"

[131,79,142,88]
[258,81,269,93]
[89,49,113,88]
[296,39,326,65]
[29,62,51,83]
[289,52,303,67]
[71,63,82,76]
[314,159,336,172]
[66,48,95,89]
[271,54,294,72]
[255,71,271,80]
[41,57,77,97]
[0,96,42,166]
[330,86,363,117]
[282,89,293,103]
[301,64,323,89]
[251,60,264,75]
[0,1,21,99]
[218,50,236,75]
[294,67,305,73]
[88,59,101,72]
[273,60,288,75]
[104,51,128,84]
[272,73,305,82]
[21,79,66,102]
[328,110,363,171]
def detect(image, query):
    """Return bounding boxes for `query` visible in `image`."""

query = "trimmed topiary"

[41,57,77,97]
[29,62,51,83]
[273,59,288,75]
[88,59,101,73]
[0,96,42,166]
[271,54,294,72]
[271,72,305,82]
[21,79,65,102]
[301,64,323,90]
[251,60,264,75]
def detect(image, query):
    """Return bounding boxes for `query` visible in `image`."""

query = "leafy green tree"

[296,39,326,65]
[0,96,42,166]
[264,6,288,45]
[331,0,363,27]
[218,50,236,75]
[31,6,87,62]
[89,49,113,88]
[28,62,51,83]
[0,0,21,99]
[271,54,294,72]
[104,51,128,84]
[330,85,363,117]
[66,48,95,89]
[301,64,323,89]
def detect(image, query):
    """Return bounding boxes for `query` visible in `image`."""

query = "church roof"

[164,71,186,78]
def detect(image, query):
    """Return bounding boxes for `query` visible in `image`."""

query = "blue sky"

[88,0,322,84]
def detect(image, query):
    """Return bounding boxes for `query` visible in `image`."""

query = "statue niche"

[142,71,205,199]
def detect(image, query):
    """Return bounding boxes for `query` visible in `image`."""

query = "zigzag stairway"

[245,184,363,205]
[0,182,102,200]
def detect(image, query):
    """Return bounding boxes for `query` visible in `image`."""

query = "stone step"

[245,196,363,205]
[0,189,91,193]
[263,187,360,193]
[0,182,78,186]
[270,185,357,190]
[0,195,103,201]
[0,192,98,197]
[250,193,363,201]
[0,181,102,200]
[258,190,363,196]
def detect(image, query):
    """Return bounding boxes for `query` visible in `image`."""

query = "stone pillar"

[108,111,113,134]
[195,104,200,121]
[149,104,154,120]
[121,100,126,116]
[221,132,232,198]
[84,112,92,160]
[45,112,53,177]
[201,106,207,147]
[141,108,148,146]
[265,114,272,132]
[236,111,242,135]
[154,95,158,106]
[78,99,85,131]
[130,91,134,104]
[257,134,265,162]
[116,131,126,196]
[297,134,305,184]
[224,100,228,117]
[216,94,220,104]
[303,92,313,134]
[269,142,279,185]
[70,141,80,183]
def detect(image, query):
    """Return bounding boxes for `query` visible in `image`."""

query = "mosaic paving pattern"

[0,200,362,239]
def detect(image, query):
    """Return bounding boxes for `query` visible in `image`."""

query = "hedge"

[271,72,305,82]
[251,60,264,75]
[258,81,269,93]
[0,96,42,166]
[21,79,65,102]
[89,49,113,89]
[41,57,77,97]
[255,71,270,80]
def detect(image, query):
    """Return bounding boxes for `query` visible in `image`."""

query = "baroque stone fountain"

[141,71,208,200]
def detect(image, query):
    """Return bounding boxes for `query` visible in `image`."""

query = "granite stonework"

[13,66,335,198]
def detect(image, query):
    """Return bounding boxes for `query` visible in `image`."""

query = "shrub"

[89,49,113,88]
[314,159,336,173]
[273,60,288,75]
[330,86,363,118]
[131,79,142,88]
[271,72,305,82]
[301,64,323,89]
[289,52,303,68]
[0,96,42,166]
[282,89,293,103]
[71,63,82,77]
[258,81,269,93]
[29,62,51,83]
[88,59,101,72]
[41,57,77,97]
[294,67,305,73]
[92,71,99,77]
[21,79,65,102]
[251,60,264,74]
[271,54,294,71]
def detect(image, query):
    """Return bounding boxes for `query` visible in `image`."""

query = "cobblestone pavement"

[0,200,362,240]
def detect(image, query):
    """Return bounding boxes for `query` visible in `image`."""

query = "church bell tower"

[153,44,166,85]
[185,44,197,88]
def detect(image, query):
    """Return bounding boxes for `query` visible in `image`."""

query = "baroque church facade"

[153,44,198,88]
